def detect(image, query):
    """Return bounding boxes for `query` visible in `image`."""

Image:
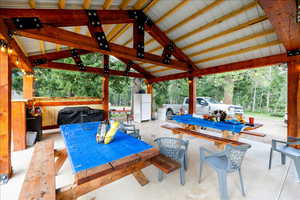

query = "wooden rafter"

[108,0,155,42]
[28,0,35,9]
[143,0,224,47]
[258,0,300,51]
[148,1,258,53]
[58,0,65,9]
[103,0,114,9]
[123,0,190,46]
[194,40,281,64]
[117,57,155,79]
[38,62,145,78]
[148,54,289,83]
[189,29,274,58]
[105,0,133,41]
[0,9,135,26]
[181,16,268,51]
[0,20,32,72]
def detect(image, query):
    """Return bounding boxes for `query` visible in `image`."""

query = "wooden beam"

[23,74,34,99]
[189,29,275,58]
[258,0,300,51]
[145,19,198,71]
[0,49,12,181]
[28,49,150,79]
[39,40,45,54]
[37,62,145,78]
[108,0,155,42]
[144,0,224,47]
[0,20,32,72]
[0,9,135,26]
[12,101,26,151]
[287,59,300,138]
[54,149,67,175]
[194,40,281,64]
[152,68,173,74]
[11,24,190,71]
[28,49,89,62]
[28,0,36,8]
[102,0,114,10]
[148,54,289,83]
[82,0,91,9]
[188,77,196,114]
[102,71,109,121]
[117,57,154,79]
[148,1,258,53]
[182,16,268,51]
[58,0,66,9]
[132,170,149,186]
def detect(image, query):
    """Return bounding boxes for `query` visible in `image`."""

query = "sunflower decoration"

[212,110,227,122]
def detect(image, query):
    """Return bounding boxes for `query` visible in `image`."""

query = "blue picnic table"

[60,121,154,173]
[172,114,245,133]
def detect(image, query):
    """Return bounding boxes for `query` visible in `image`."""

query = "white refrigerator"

[133,94,151,122]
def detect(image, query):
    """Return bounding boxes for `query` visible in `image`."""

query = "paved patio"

[1,120,298,200]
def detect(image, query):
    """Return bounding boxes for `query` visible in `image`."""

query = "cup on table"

[249,117,254,125]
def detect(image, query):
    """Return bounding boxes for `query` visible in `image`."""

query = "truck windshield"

[205,98,219,104]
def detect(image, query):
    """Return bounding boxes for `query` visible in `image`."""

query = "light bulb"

[1,46,5,52]
[8,48,12,54]
[16,60,19,65]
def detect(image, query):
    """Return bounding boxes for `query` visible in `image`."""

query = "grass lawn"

[244,111,284,120]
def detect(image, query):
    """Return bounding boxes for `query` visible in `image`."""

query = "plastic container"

[26,131,37,146]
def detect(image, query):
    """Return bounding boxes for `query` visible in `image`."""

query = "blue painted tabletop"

[60,121,153,173]
[172,114,245,133]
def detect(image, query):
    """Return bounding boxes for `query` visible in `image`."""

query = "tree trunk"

[252,83,257,112]
[266,67,272,112]
[223,75,234,104]
[131,78,142,113]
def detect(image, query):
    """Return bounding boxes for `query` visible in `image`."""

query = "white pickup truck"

[163,97,244,120]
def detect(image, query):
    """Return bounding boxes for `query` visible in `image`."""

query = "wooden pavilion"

[0,0,299,191]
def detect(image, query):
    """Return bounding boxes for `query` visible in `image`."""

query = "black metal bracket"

[12,17,42,30]
[32,58,47,66]
[94,32,110,51]
[0,39,8,48]
[136,42,144,58]
[86,10,101,27]
[86,10,110,51]
[287,49,300,56]
[162,42,175,64]
[71,49,86,71]
[103,62,109,74]
[0,174,9,185]
[124,61,133,75]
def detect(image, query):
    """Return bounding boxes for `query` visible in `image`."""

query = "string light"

[0,39,8,53]
[8,48,13,54]
[16,59,19,65]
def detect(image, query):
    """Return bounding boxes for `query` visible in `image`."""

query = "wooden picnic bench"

[18,140,180,200]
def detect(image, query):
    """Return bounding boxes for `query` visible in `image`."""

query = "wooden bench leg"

[133,170,149,186]
[54,148,67,175]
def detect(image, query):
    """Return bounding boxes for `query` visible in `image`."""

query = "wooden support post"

[0,49,12,183]
[132,170,149,186]
[188,77,196,115]
[288,59,300,138]
[102,55,109,121]
[23,74,34,99]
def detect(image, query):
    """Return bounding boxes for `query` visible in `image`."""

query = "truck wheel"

[166,110,173,120]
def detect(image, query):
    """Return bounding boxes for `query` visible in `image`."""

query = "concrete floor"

[1,120,299,200]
